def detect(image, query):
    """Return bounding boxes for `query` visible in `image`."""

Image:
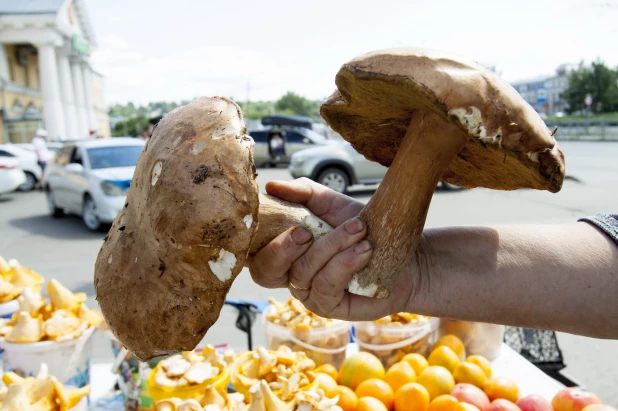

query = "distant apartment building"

[511,64,576,116]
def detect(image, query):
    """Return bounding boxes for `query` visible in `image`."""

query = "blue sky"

[85,0,618,105]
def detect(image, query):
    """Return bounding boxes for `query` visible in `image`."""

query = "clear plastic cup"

[354,318,439,368]
[263,305,352,368]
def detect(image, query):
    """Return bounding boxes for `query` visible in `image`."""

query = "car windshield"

[87,146,143,169]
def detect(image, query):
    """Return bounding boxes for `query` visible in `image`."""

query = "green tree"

[562,61,618,114]
[275,92,316,117]
[238,100,274,120]
[111,116,150,137]
[107,94,327,134]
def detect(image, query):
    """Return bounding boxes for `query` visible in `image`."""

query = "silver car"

[45,138,145,231]
[249,127,332,167]
[289,141,461,193]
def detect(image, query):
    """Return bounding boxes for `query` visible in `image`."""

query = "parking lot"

[0,141,617,404]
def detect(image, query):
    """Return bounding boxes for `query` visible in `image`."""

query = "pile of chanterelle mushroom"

[153,346,341,411]
[153,382,340,411]
[0,364,90,411]
[94,47,566,361]
[0,257,44,303]
[0,279,106,343]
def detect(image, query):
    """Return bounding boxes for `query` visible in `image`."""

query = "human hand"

[248,178,419,321]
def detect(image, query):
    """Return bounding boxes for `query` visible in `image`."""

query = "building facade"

[511,64,575,116]
[0,0,110,144]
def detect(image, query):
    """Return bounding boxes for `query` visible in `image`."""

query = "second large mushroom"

[320,47,565,298]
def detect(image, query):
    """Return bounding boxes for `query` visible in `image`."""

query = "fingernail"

[344,217,364,235]
[292,226,313,245]
[353,240,373,254]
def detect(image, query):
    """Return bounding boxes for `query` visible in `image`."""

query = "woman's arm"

[248,179,618,339]
[410,222,618,338]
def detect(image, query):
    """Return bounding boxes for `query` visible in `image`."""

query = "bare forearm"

[409,222,618,338]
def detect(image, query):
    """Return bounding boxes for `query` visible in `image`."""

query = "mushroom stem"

[350,111,468,298]
[250,193,333,254]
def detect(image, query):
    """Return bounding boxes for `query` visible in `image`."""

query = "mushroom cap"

[95,97,259,360]
[321,47,565,192]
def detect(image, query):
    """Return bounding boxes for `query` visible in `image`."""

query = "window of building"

[6,120,39,143]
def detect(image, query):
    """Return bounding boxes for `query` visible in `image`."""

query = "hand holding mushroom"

[94,47,565,360]
[247,178,407,321]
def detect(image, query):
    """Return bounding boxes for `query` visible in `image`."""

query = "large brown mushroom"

[94,97,332,360]
[320,47,565,298]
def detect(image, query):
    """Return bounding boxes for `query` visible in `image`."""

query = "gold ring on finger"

[289,281,311,291]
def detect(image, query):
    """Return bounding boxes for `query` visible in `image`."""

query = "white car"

[0,156,26,195]
[45,138,145,231]
[0,144,43,191]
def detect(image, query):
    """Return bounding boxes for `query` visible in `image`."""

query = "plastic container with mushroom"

[0,279,106,344]
[147,345,231,402]
[0,279,108,387]
[0,363,91,410]
[354,312,439,368]
[264,298,351,368]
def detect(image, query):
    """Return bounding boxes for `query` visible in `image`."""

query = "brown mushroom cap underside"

[321,47,565,193]
[94,97,259,360]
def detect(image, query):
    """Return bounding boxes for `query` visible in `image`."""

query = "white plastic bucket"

[264,305,352,368]
[0,299,19,319]
[0,326,95,387]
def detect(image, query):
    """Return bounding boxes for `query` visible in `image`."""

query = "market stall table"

[88,342,564,410]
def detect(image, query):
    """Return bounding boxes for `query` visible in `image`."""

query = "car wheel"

[82,195,102,231]
[317,168,349,193]
[18,172,37,191]
[46,188,65,218]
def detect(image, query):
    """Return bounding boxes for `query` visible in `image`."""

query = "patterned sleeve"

[579,214,618,246]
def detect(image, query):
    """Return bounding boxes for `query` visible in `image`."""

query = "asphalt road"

[0,141,616,404]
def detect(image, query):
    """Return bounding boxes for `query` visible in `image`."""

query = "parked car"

[0,144,42,191]
[0,156,26,196]
[249,115,333,166]
[15,141,64,160]
[289,141,463,193]
[250,127,334,167]
[45,138,145,231]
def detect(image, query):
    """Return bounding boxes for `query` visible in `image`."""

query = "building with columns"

[0,0,110,144]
